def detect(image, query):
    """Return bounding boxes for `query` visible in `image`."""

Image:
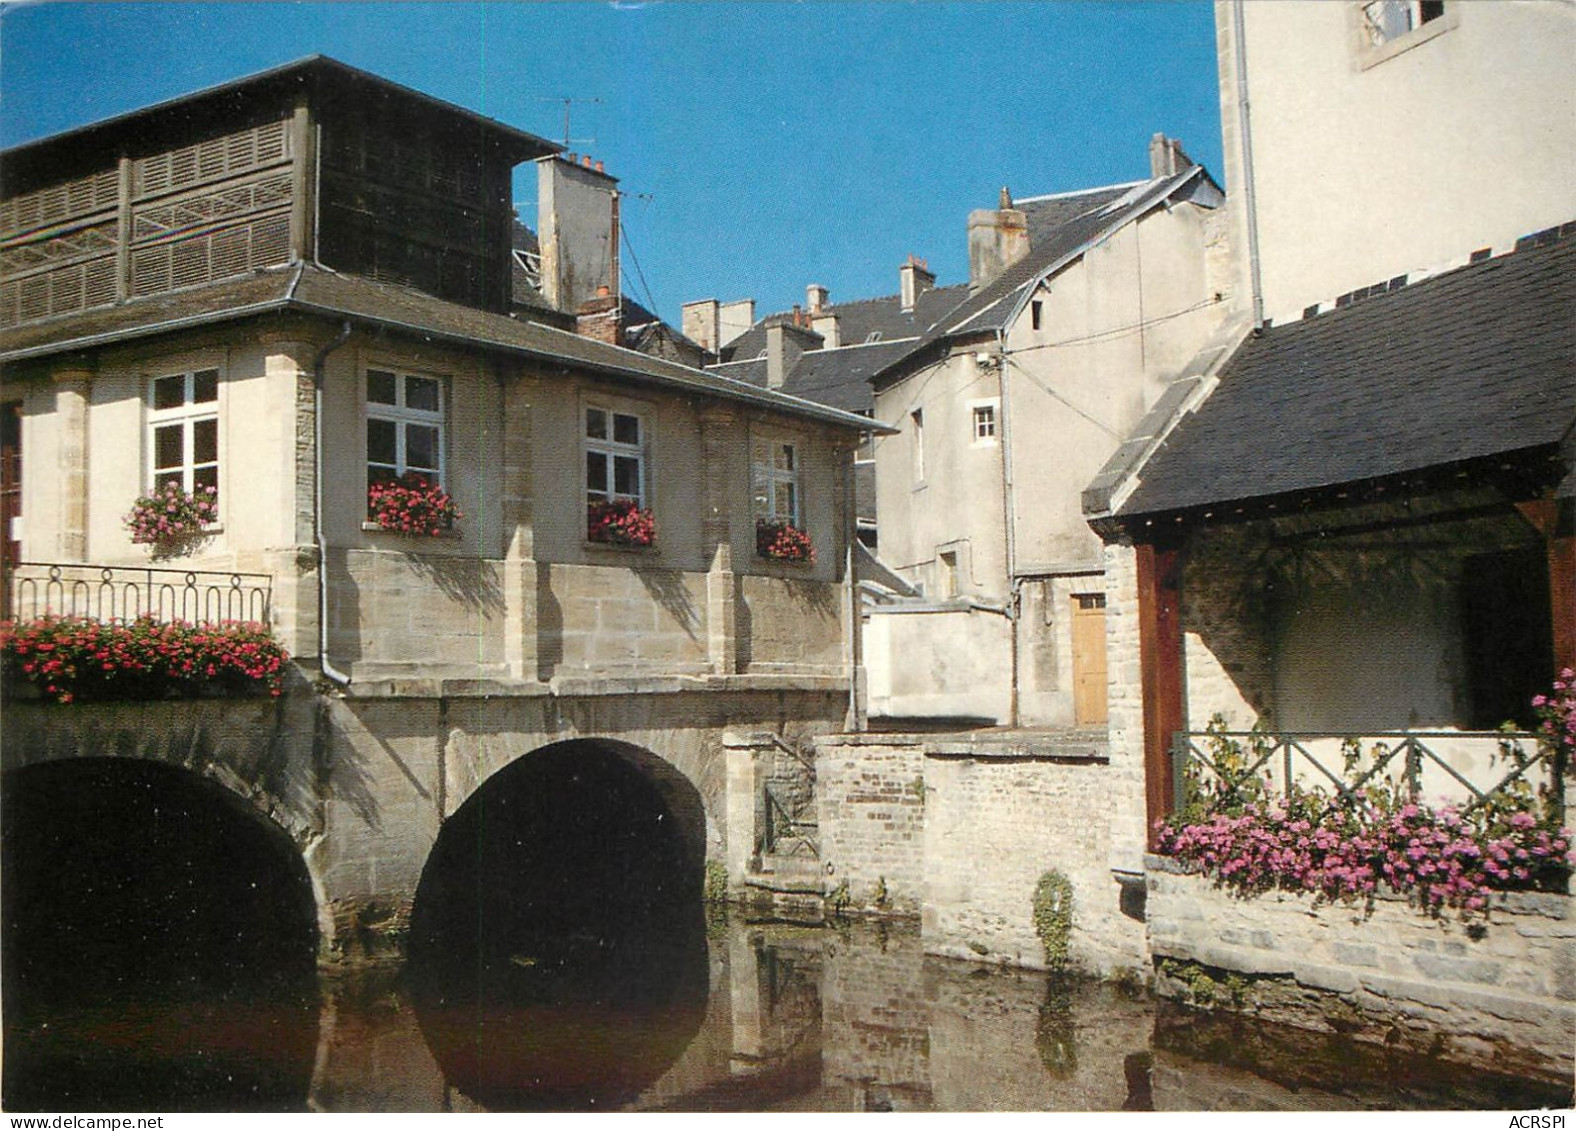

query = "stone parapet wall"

[1145,855,1576,1084]
[815,731,1147,974]
[816,737,926,914]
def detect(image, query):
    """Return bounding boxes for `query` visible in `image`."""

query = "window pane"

[776,443,795,472]
[368,465,398,488]
[193,369,219,404]
[406,424,439,471]
[586,450,608,493]
[367,417,397,465]
[406,376,440,413]
[192,465,218,500]
[613,413,640,446]
[155,469,183,492]
[192,417,218,464]
[367,370,397,405]
[154,423,184,470]
[153,375,185,411]
[613,454,640,497]
[586,408,607,440]
[783,482,797,521]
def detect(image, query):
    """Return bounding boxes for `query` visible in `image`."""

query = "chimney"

[766,320,822,389]
[537,154,620,313]
[812,309,840,349]
[682,299,721,353]
[967,190,1029,291]
[718,299,755,348]
[575,285,621,345]
[807,283,829,314]
[1149,133,1195,178]
[899,255,935,311]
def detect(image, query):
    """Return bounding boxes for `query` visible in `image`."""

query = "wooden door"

[1071,592,1108,726]
[1,402,20,618]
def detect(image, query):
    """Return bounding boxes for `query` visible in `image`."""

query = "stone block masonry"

[816,730,1148,975]
[1146,855,1576,1085]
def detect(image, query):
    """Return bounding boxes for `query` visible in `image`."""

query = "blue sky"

[0,1,1223,324]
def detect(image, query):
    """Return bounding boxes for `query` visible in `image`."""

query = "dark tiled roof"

[1117,233,1576,518]
[0,264,877,431]
[721,283,967,363]
[713,339,916,414]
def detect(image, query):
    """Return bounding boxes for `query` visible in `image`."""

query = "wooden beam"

[1137,542,1184,848]
[1516,499,1576,675]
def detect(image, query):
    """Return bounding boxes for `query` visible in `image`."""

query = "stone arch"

[0,697,332,951]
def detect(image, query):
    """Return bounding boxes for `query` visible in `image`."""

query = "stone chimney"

[718,299,755,349]
[805,283,839,347]
[967,188,1029,291]
[682,299,721,353]
[765,320,823,389]
[899,255,936,311]
[807,283,830,314]
[538,154,620,314]
[576,285,620,345]
[1149,133,1195,179]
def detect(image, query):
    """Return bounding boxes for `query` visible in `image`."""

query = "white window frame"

[365,366,447,489]
[911,407,925,484]
[146,367,221,506]
[751,435,801,526]
[584,404,647,507]
[969,399,1000,446]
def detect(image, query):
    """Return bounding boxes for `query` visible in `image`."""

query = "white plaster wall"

[1218,0,1576,321]
[865,606,1012,722]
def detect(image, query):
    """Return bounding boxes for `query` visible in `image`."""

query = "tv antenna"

[539,96,603,149]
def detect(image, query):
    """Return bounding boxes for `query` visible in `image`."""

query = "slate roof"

[1116,229,1576,519]
[0,264,878,432]
[720,282,968,364]
[712,338,917,415]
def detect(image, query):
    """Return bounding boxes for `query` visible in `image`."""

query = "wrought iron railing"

[5,561,273,626]
[1170,728,1562,816]
[761,783,820,859]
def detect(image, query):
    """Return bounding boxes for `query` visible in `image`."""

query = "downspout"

[843,442,863,731]
[314,321,354,687]
[1231,0,1266,328]
[995,327,1021,727]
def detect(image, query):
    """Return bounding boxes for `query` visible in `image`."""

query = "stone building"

[0,57,877,960]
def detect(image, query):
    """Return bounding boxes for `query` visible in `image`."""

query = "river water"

[5,911,1569,1112]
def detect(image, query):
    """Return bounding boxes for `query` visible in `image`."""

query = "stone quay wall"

[1145,855,1576,1085]
[815,732,1148,975]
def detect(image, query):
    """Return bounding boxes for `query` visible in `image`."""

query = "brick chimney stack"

[1149,133,1195,178]
[967,188,1029,291]
[899,255,935,311]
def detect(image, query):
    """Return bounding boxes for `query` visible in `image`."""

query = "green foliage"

[1032,869,1075,971]
[703,859,729,904]
[872,875,890,910]
[827,879,851,915]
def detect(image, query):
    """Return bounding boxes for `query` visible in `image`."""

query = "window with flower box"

[584,406,655,546]
[147,368,220,506]
[366,368,445,492]
[753,436,814,563]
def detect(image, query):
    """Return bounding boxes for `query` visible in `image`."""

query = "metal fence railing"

[5,561,273,627]
[1170,728,1562,817]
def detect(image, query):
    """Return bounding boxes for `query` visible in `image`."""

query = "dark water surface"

[6,912,1571,1112]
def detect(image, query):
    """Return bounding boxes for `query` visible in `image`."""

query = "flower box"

[1,616,289,704]
[756,519,814,563]
[367,473,461,537]
[124,483,218,556]
[587,498,656,547]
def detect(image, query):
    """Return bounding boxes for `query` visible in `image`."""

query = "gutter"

[313,320,354,687]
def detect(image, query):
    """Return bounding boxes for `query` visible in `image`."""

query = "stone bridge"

[0,681,845,963]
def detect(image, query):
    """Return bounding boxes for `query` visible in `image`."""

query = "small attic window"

[1031,301,1043,331]
[866,331,883,343]
[1362,0,1444,45]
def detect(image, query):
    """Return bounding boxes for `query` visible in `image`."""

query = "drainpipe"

[843,444,863,732]
[994,328,1021,727]
[314,321,354,687]
[1231,0,1266,328]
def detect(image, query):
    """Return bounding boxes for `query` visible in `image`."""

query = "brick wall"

[1147,856,1576,1084]
[816,737,926,914]
[1180,525,1276,729]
